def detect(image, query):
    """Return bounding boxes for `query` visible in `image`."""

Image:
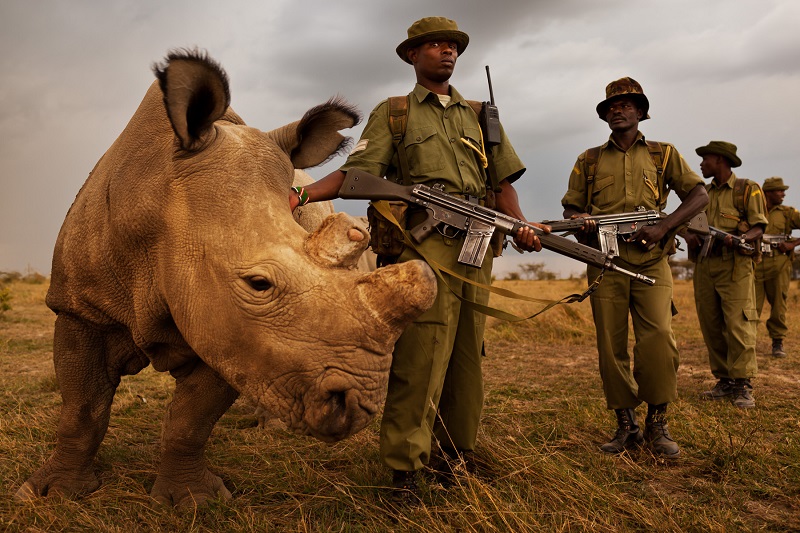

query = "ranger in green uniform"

[562,78,708,458]
[755,177,800,358]
[683,141,767,409]
[289,17,544,500]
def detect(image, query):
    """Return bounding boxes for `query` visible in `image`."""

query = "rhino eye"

[246,276,272,292]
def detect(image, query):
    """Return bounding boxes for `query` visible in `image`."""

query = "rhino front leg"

[151,359,239,507]
[15,314,123,501]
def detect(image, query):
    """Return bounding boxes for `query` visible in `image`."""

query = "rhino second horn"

[304,213,369,269]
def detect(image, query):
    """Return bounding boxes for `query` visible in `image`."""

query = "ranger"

[561,77,708,459]
[755,176,800,358]
[684,141,768,409]
[288,16,545,501]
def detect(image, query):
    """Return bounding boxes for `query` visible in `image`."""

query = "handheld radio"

[480,65,502,146]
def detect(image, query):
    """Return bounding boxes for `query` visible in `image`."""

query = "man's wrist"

[292,186,310,206]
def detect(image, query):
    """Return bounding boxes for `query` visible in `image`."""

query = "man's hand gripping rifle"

[542,210,710,256]
[698,226,756,259]
[339,169,655,285]
[760,234,792,254]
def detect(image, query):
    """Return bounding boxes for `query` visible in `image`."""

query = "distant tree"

[0,283,11,316]
[504,271,521,281]
[669,257,695,280]
[518,262,557,281]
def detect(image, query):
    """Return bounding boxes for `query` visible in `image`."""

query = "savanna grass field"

[1,275,799,532]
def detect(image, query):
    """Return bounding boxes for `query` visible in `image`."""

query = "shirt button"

[459,161,465,166]
[450,138,456,143]
[416,136,421,141]
[466,186,472,192]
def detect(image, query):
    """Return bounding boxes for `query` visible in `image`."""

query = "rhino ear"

[272,97,361,169]
[153,48,230,152]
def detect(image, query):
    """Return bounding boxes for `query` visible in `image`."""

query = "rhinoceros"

[15,49,436,507]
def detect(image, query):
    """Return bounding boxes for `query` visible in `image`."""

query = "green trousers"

[755,252,792,340]
[379,232,491,472]
[587,257,679,409]
[693,251,759,379]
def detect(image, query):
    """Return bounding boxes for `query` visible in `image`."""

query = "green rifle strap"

[372,200,603,322]
[388,96,412,185]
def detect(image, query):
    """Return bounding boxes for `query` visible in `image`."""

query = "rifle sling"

[372,200,602,322]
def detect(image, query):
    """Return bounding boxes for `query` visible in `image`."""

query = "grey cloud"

[2,0,799,277]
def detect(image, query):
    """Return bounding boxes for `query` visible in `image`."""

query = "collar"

[412,83,467,107]
[711,172,737,189]
[604,131,646,152]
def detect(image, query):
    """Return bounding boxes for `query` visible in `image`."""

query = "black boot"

[600,408,643,454]
[772,339,787,358]
[429,447,481,487]
[390,470,420,503]
[644,403,680,458]
[731,379,756,409]
[700,378,735,400]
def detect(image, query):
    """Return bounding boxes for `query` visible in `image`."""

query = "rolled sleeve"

[339,101,395,177]
[492,123,526,184]
[664,147,703,200]
[561,155,588,211]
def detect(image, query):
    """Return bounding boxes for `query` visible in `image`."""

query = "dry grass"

[1,279,799,532]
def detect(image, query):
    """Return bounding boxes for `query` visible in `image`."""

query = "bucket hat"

[695,141,742,168]
[763,177,789,191]
[396,17,469,64]
[596,77,650,121]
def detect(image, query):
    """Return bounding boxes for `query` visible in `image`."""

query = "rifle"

[542,210,710,256]
[338,169,655,285]
[698,226,755,260]
[760,234,792,254]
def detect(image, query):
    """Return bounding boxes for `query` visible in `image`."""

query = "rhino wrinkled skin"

[15,50,436,507]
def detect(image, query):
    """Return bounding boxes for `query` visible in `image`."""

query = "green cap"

[396,17,469,64]
[695,141,742,168]
[763,177,789,191]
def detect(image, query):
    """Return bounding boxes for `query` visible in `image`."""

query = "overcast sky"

[2,0,799,277]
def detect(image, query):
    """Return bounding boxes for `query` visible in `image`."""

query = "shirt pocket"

[717,208,741,232]
[642,169,660,209]
[592,174,616,209]
[404,125,445,175]
[462,127,482,146]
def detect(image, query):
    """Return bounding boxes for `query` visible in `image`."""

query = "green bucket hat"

[596,77,650,121]
[396,17,469,64]
[763,177,789,191]
[695,141,742,168]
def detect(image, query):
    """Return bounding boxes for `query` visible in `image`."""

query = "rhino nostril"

[328,390,347,411]
[347,228,365,242]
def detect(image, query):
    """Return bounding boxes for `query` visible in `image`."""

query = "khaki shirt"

[561,132,703,263]
[340,84,525,196]
[765,204,800,235]
[706,173,768,233]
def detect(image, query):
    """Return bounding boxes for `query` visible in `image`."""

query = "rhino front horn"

[357,260,437,331]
